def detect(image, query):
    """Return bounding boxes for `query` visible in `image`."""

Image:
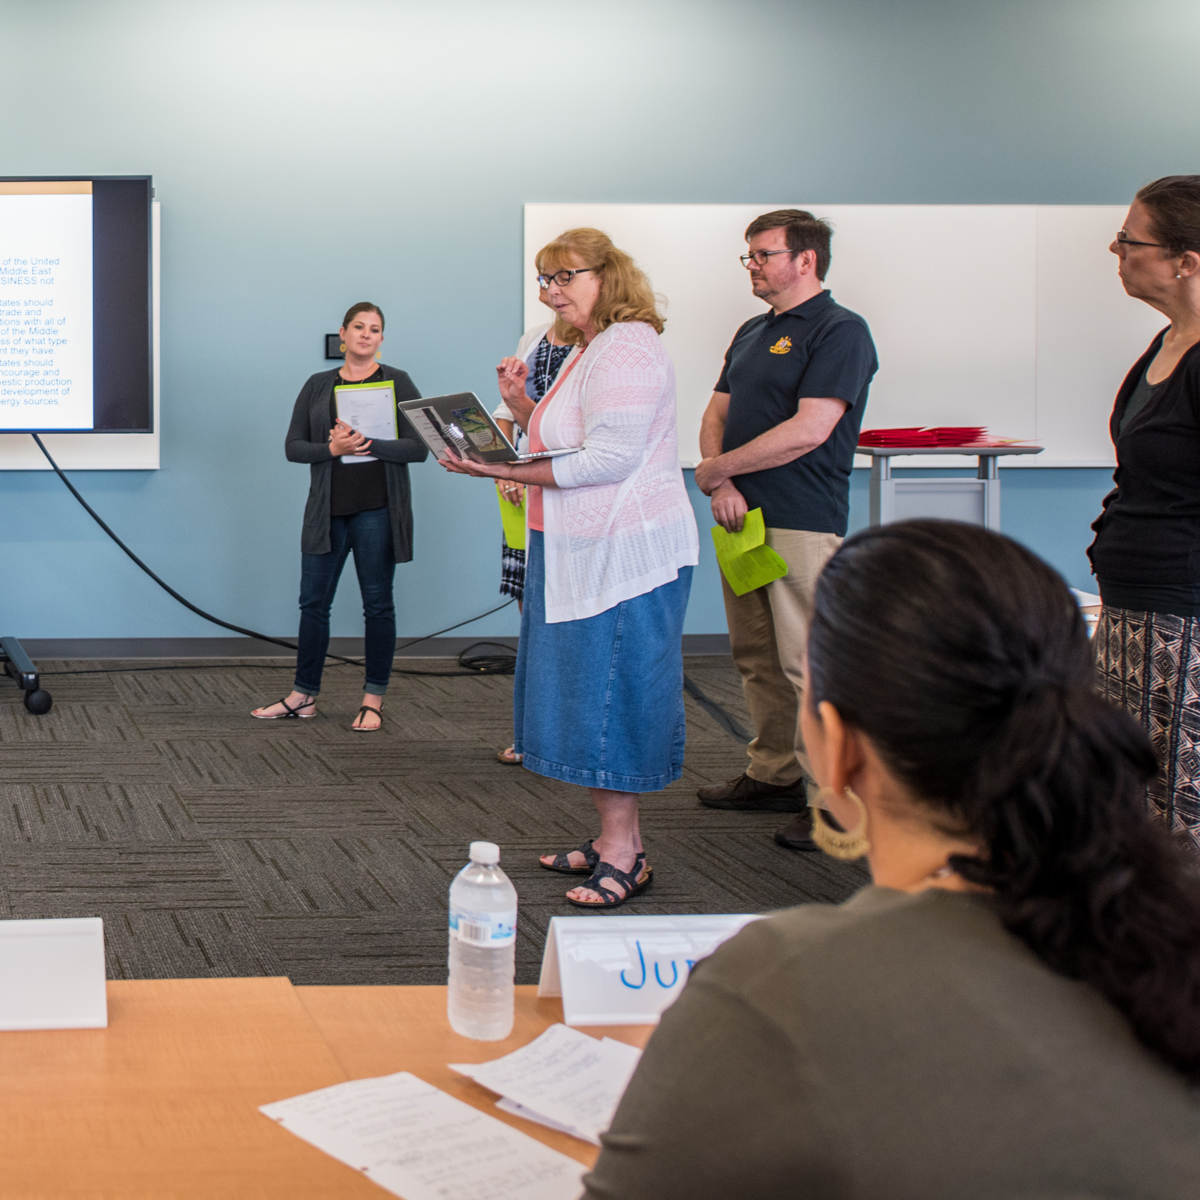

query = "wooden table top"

[0,978,653,1198]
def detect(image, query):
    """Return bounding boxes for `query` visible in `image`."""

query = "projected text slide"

[0,182,94,429]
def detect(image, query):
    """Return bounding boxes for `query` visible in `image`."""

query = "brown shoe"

[774,810,819,851]
[697,772,807,812]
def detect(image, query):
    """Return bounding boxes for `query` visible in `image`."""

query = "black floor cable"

[31,434,516,678]
[683,674,753,743]
[29,436,750,738]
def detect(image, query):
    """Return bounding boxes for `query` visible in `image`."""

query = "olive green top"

[583,887,1200,1200]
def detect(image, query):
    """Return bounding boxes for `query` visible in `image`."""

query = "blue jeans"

[295,507,395,697]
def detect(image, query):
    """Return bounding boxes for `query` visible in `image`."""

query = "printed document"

[711,507,788,595]
[334,380,397,465]
[260,1071,584,1200]
[451,1023,642,1145]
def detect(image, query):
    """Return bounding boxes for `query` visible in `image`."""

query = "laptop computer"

[398,393,579,465]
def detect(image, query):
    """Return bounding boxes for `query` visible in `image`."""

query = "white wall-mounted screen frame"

[0,200,159,470]
[524,204,1165,468]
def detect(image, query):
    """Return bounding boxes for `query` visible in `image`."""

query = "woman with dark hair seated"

[584,520,1200,1199]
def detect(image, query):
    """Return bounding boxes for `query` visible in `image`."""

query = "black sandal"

[252,696,315,720]
[540,839,600,875]
[352,705,383,731]
[565,854,652,908]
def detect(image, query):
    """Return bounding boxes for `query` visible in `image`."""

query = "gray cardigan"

[285,366,428,562]
[585,887,1200,1199]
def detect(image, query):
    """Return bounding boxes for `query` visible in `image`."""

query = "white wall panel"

[526,203,1158,468]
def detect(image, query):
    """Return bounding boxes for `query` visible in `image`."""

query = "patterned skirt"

[1094,606,1200,851]
[500,540,525,602]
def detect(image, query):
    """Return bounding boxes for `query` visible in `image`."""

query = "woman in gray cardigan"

[252,302,426,730]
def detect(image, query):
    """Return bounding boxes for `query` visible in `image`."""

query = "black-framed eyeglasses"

[740,249,794,268]
[537,268,596,289]
[1115,229,1166,249]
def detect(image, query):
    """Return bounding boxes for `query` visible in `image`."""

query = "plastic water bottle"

[447,841,517,1040]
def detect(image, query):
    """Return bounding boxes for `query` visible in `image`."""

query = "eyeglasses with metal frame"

[1115,230,1166,249]
[740,249,795,268]
[537,268,596,289]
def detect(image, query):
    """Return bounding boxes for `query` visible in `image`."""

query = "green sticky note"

[711,508,788,596]
[498,489,527,551]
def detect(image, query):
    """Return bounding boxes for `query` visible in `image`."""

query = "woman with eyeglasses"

[583,520,1200,1200]
[251,302,427,731]
[1088,175,1200,851]
[442,228,699,907]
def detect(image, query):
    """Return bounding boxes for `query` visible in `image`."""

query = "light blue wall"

[1,0,1194,639]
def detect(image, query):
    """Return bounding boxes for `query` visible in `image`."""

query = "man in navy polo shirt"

[694,210,878,850]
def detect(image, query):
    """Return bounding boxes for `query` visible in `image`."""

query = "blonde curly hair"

[536,228,664,345]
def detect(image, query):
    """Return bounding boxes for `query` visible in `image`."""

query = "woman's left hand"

[496,479,525,505]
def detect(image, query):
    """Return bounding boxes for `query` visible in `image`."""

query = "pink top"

[526,402,547,531]
[524,350,583,533]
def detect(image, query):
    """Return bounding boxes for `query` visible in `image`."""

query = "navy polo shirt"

[716,290,877,535]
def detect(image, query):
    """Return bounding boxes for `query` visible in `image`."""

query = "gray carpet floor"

[0,655,867,985]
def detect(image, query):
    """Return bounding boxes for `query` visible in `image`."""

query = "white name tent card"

[537,914,762,1026]
[451,1022,642,1146]
[260,1071,585,1200]
[0,917,107,1030]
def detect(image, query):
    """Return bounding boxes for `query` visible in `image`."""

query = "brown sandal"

[497,745,524,764]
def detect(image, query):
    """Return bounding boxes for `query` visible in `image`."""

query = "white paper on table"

[451,1024,642,1144]
[334,380,397,464]
[494,1097,587,1142]
[260,1071,584,1200]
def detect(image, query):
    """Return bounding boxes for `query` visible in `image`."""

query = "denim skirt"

[513,531,693,792]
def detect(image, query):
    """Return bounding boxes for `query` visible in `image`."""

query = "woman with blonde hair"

[443,228,698,906]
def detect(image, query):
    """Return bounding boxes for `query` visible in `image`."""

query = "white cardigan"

[538,322,699,623]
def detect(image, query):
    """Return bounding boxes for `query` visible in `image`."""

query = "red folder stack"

[859,426,988,448]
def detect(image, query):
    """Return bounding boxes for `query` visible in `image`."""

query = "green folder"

[498,490,527,550]
[711,508,788,595]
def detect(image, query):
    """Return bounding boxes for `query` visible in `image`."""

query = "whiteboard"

[0,200,160,470]
[524,204,1165,468]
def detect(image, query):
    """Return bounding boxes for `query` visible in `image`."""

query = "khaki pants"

[721,528,842,786]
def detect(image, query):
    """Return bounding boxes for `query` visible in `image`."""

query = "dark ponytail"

[807,520,1200,1080]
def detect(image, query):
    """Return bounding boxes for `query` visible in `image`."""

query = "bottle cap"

[469,841,500,865]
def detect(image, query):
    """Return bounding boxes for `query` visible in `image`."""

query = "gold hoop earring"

[339,342,346,353]
[809,787,870,860]
[375,350,382,360]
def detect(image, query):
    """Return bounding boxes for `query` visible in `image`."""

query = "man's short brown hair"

[745,209,833,281]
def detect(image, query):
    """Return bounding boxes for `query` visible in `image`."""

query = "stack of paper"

[451,1023,643,1146]
[711,507,788,596]
[260,1071,585,1200]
